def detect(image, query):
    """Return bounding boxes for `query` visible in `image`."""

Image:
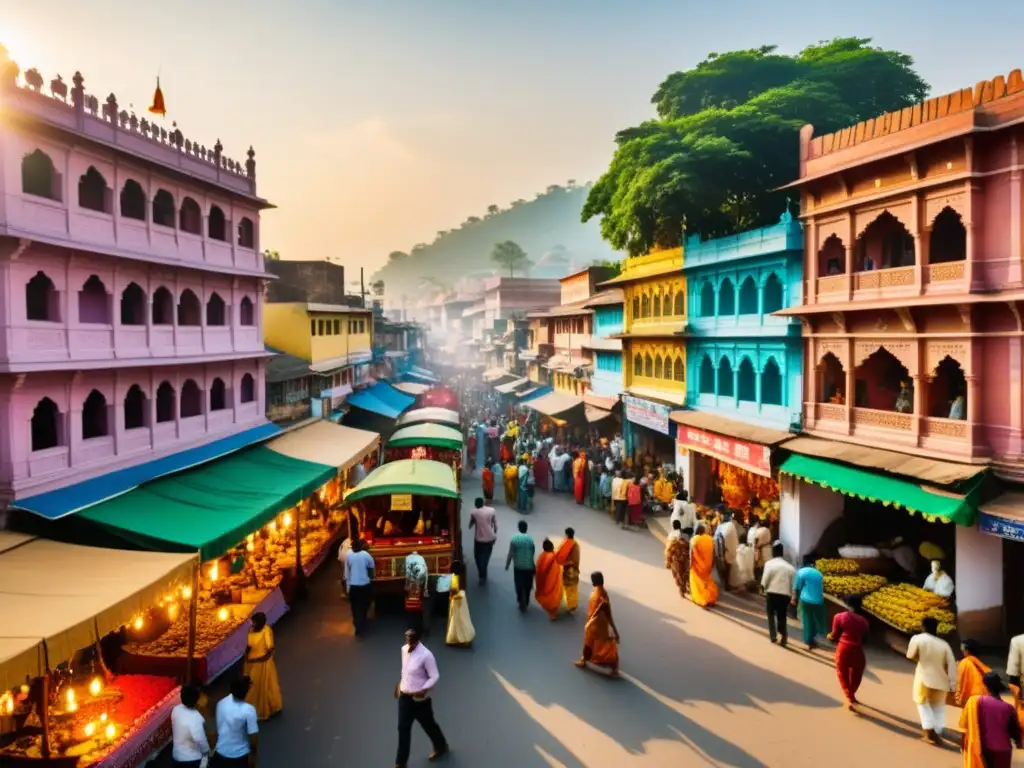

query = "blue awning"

[402,370,437,385]
[368,381,415,413]
[347,390,404,418]
[518,385,553,401]
[12,422,283,520]
[408,365,440,383]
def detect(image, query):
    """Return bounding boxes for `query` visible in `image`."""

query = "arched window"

[238,217,255,248]
[156,381,175,423]
[654,355,663,378]
[631,296,640,320]
[856,211,915,270]
[78,275,110,324]
[644,353,653,378]
[853,347,911,411]
[178,289,201,326]
[180,379,202,418]
[180,197,202,234]
[737,358,756,402]
[633,353,642,376]
[818,235,845,276]
[674,292,684,316]
[124,384,146,429]
[699,354,715,394]
[700,282,715,318]
[209,378,227,411]
[22,150,58,200]
[929,208,967,265]
[239,296,255,326]
[82,389,109,439]
[763,273,783,314]
[26,271,59,321]
[718,278,735,316]
[79,284,109,328]
[120,179,146,220]
[738,276,758,315]
[664,355,673,381]
[762,357,783,406]
[240,373,255,403]
[718,357,734,397]
[206,292,226,326]
[120,283,146,326]
[31,397,61,451]
[208,205,227,241]
[674,357,684,382]
[78,166,109,213]
[152,189,175,228]
[928,355,967,419]
[653,294,661,317]
[664,290,673,315]
[640,294,650,318]
[819,352,847,404]
[152,287,174,325]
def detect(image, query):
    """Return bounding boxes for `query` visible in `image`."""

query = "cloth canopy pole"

[186,560,199,684]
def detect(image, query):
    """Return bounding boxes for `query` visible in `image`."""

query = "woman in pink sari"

[533,449,551,491]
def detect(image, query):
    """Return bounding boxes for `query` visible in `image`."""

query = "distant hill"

[371,183,620,297]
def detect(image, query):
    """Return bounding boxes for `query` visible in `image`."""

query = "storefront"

[582,392,619,438]
[976,492,1024,639]
[622,394,675,470]
[342,381,416,437]
[524,392,585,442]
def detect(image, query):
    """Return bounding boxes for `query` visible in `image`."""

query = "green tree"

[491,241,532,278]
[486,204,500,217]
[371,279,385,296]
[584,38,929,256]
[388,250,408,263]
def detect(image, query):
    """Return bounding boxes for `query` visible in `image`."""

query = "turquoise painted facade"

[590,302,625,398]
[684,209,804,432]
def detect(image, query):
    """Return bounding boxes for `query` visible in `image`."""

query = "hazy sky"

[4,1,1023,273]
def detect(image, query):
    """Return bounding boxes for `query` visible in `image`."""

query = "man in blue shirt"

[793,556,826,650]
[505,520,536,612]
[212,676,258,767]
[345,538,375,637]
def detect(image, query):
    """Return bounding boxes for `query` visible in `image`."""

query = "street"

[249,475,964,767]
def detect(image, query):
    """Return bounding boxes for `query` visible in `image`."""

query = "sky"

[3,0,1023,274]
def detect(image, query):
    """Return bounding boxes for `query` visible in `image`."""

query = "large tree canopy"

[583,38,929,256]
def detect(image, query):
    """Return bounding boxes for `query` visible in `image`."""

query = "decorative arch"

[124,384,146,430]
[152,189,176,228]
[818,351,846,404]
[855,205,914,239]
[699,282,715,318]
[209,378,227,411]
[737,357,756,402]
[78,275,111,324]
[762,273,784,314]
[718,278,735,316]
[206,292,227,326]
[31,397,61,451]
[641,293,650,318]
[180,197,202,234]
[180,379,202,418]
[178,289,202,326]
[738,276,758,315]
[239,296,255,326]
[699,354,715,394]
[644,353,653,378]
[156,381,176,423]
[673,356,684,383]
[818,234,846,277]
[238,217,255,248]
[82,389,109,439]
[664,289,673,316]
[928,355,967,419]
[78,166,109,213]
[26,271,59,322]
[653,293,661,317]
[633,353,642,376]
[674,292,684,316]
[761,357,783,406]
[717,356,734,397]
[854,341,916,375]
[654,354,663,379]
[855,210,915,271]
[240,373,256,404]
[854,347,912,412]
[152,286,174,325]
[929,207,966,265]
[209,205,227,241]
[22,149,59,200]
[120,283,146,326]
[120,179,146,220]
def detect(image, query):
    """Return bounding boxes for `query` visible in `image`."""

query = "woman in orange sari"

[574,571,620,676]
[535,539,563,620]
[689,524,719,609]
[555,527,581,614]
[960,671,1021,768]
[481,457,495,502]
[957,639,992,706]
[572,452,586,505]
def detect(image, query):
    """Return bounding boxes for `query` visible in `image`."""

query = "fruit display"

[862,583,957,635]
[823,574,888,598]
[816,558,860,575]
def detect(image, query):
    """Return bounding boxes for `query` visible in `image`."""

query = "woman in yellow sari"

[689,524,719,609]
[574,571,620,676]
[244,612,282,720]
[535,539,564,620]
[958,639,992,706]
[556,527,581,614]
[503,461,518,507]
[446,562,476,647]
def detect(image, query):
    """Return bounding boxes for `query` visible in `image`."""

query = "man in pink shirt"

[468,497,498,584]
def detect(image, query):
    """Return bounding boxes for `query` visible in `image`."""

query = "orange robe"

[956,656,991,706]
[959,695,986,768]
[582,586,619,669]
[481,468,494,499]
[689,534,719,608]
[535,551,563,619]
[572,456,586,504]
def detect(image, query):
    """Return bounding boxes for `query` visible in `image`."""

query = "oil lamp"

[84,722,96,737]
[218,607,230,622]
[89,677,102,696]
[105,723,116,740]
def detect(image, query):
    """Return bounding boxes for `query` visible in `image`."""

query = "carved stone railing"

[816,275,846,295]
[814,402,846,421]
[922,416,968,439]
[852,407,913,431]
[854,266,915,291]
[927,261,966,283]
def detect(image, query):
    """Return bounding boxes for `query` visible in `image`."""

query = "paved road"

[182,476,967,767]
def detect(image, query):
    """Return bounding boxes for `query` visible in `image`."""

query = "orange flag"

[148,76,166,116]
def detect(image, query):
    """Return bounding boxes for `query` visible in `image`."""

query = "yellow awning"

[266,420,380,473]
[0,536,197,689]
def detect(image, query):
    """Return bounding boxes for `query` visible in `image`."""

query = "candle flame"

[218,607,229,622]
[209,562,219,582]
[105,723,116,740]
[182,586,193,600]
[133,615,144,630]
[100,712,108,722]
[168,603,179,620]
[268,521,278,533]
[65,688,76,705]
[89,677,102,696]
[84,722,96,737]
[282,512,292,527]
[66,700,78,713]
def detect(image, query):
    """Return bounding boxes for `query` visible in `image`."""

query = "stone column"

[966,374,981,449]
[845,338,855,434]
[912,374,925,443]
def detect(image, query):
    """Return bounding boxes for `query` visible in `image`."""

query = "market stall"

[0,534,196,767]
[342,381,416,438]
[622,393,677,470]
[385,423,463,488]
[394,407,461,430]
[524,392,585,442]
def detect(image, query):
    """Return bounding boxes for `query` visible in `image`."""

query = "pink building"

[0,52,275,514]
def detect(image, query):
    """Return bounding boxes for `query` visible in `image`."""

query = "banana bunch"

[816,558,860,575]
[863,583,956,634]
[823,574,887,598]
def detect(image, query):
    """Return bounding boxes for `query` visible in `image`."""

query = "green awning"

[394,407,460,429]
[78,446,336,560]
[388,423,464,450]
[779,454,980,526]
[345,459,458,502]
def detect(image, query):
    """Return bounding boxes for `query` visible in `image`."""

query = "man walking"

[760,542,795,647]
[611,470,628,528]
[468,497,498,585]
[211,677,258,767]
[346,538,375,637]
[395,628,449,767]
[170,683,210,767]
[505,520,536,612]
[793,556,826,650]
[907,615,957,745]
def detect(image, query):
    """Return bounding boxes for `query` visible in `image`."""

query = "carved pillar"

[1010,134,1023,285]
[912,193,924,295]
[912,374,925,443]
[808,224,819,304]
[844,245,854,301]
[966,374,980,449]
[965,182,980,290]
[919,228,931,291]
[1010,337,1024,457]
[845,338,855,433]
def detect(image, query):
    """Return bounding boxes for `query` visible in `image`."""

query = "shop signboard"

[391,494,413,511]
[677,426,772,478]
[978,512,1024,542]
[623,395,671,435]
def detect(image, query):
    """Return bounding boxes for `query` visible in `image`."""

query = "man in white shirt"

[345,539,375,637]
[395,628,448,767]
[1007,633,1024,689]
[171,683,210,767]
[468,497,498,584]
[906,615,957,744]
[670,490,697,534]
[212,677,258,767]
[922,560,955,599]
[760,542,796,647]
[714,509,740,588]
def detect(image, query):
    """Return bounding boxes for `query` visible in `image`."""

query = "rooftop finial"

[780,196,794,224]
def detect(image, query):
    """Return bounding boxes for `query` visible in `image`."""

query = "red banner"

[677,426,773,477]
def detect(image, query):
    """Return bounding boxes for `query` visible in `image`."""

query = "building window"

[762,358,783,406]
[930,208,967,264]
[180,379,202,417]
[22,150,59,200]
[673,356,684,382]
[718,357,734,397]
[152,287,174,325]
[26,271,59,322]
[763,273,783,314]
[631,296,640,319]
[700,282,715,318]
[737,358,756,401]
[240,373,255,403]
[156,381,176,423]
[718,278,735,315]
[738,277,758,315]
[31,397,61,451]
[209,205,227,241]
[120,180,146,220]
[699,354,715,394]
[82,389,109,439]
[644,354,653,377]
[654,355,663,378]
[633,354,642,376]
[310,319,317,336]
[206,292,227,326]
[78,166,109,213]
[653,295,661,317]
[152,189,175,227]
[664,291,673,316]
[124,384,146,429]
[333,319,340,334]
[180,197,202,234]
[209,378,227,411]
[319,319,326,335]
[641,294,650,318]
[674,292,684,315]
[178,289,202,326]
[239,296,255,326]
[78,275,111,324]
[238,217,255,248]
[120,283,146,326]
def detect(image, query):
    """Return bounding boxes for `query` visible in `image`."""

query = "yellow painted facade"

[611,247,687,400]
[553,371,583,396]
[264,302,373,365]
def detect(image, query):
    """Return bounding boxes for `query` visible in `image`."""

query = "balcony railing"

[853,266,914,291]
[922,416,969,440]
[926,261,966,284]
[851,407,913,431]
[813,402,846,422]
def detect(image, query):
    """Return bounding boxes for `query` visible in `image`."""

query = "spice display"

[823,574,888,598]
[863,583,956,635]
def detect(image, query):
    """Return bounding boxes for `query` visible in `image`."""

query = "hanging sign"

[623,395,671,435]
[677,426,773,478]
[410,446,428,460]
[391,494,413,511]
[978,512,1024,542]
